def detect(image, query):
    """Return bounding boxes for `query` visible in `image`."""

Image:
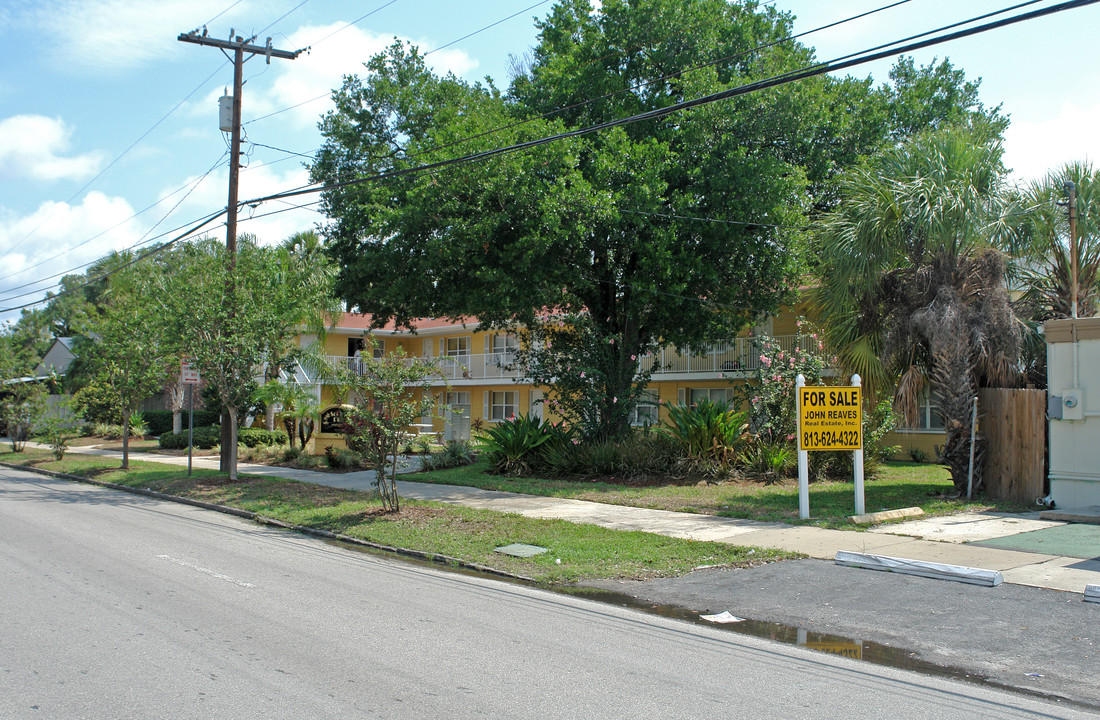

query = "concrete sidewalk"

[35,442,1100,594]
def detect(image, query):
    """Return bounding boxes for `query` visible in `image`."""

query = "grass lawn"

[0,447,794,583]
[411,460,1033,529]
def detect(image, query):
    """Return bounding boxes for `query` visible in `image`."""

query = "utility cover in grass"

[495,543,548,558]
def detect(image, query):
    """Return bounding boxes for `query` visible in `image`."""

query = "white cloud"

[0,192,143,316]
[1004,101,1100,185]
[0,115,104,182]
[190,23,479,130]
[17,0,252,70]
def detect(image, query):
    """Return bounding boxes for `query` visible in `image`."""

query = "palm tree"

[811,127,1021,493]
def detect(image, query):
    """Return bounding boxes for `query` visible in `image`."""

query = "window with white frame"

[491,333,518,357]
[490,391,518,421]
[630,392,660,426]
[903,390,945,431]
[689,388,733,406]
[446,391,471,408]
[445,336,470,357]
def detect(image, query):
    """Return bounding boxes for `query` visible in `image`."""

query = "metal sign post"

[182,360,201,477]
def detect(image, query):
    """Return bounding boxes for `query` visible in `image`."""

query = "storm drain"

[494,543,548,558]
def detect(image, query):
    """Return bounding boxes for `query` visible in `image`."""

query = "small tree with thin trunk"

[79,261,174,469]
[331,346,440,512]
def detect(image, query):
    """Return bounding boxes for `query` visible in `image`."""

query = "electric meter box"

[219,95,233,133]
[1060,388,1085,421]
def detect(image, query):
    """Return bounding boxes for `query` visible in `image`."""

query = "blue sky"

[1,0,1098,323]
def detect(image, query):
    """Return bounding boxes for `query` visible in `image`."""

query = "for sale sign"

[798,386,862,451]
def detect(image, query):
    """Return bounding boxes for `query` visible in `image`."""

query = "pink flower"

[613,397,618,403]
[811,333,818,340]
[778,351,785,360]
[818,342,824,350]
[580,371,586,378]
[761,355,772,367]
[571,438,580,445]
[631,355,636,361]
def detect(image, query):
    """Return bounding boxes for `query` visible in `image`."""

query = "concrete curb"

[835,550,1004,587]
[1,460,536,584]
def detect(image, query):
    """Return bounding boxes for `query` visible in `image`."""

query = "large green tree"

[812,127,1020,493]
[314,0,813,439]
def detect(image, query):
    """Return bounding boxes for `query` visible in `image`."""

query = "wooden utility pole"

[1066,180,1079,319]
[178,28,302,472]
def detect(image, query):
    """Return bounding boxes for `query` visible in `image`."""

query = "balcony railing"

[318,335,814,384]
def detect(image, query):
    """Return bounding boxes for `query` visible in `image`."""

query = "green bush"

[158,425,220,450]
[128,411,148,438]
[420,440,476,471]
[477,414,553,474]
[145,410,223,436]
[663,399,748,467]
[741,438,794,483]
[238,427,289,448]
[324,445,361,469]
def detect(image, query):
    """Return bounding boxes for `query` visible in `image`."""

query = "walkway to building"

[24,442,1100,594]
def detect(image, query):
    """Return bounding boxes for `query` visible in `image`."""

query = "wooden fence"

[978,388,1046,504]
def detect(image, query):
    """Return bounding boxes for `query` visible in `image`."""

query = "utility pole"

[1066,180,1079,319]
[178,28,302,473]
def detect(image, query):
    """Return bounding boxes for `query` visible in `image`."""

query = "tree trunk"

[220,410,231,472]
[172,410,182,436]
[226,407,239,480]
[122,417,131,470]
[265,404,276,432]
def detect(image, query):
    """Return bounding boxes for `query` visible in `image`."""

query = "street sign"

[181,360,201,385]
[798,385,862,451]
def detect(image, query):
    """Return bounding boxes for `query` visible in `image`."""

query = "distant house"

[34,337,78,378]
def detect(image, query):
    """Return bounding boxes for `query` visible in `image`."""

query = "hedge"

[238,427,289,448]
[158,425,221,450]
[145,410,221,437]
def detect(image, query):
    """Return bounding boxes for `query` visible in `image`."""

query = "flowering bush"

[745,320,831,444]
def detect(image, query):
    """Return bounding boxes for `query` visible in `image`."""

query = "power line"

[0,62,230,265]
[249,0,1094,211]
[423,0,551,57]
[0,209,228,314]
[0,152,230,288]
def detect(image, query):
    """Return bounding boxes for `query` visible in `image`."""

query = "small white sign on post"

[181,360,201,385]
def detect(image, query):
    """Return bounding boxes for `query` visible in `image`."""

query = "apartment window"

[630,392,660,426]
[904,391,945,432]
[491,334,518,355]
[445,337,470,357]
[491,391,518,421]
[446,391,471,408]
[689,388,733,406]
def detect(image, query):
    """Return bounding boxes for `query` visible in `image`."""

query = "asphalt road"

[0,468,1093,719]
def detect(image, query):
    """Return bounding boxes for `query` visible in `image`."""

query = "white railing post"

[796,373,809,520]
[852,373,865,516]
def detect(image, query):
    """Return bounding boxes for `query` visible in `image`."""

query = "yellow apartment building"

[290,310,939,458]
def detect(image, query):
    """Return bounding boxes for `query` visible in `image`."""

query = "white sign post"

[796,374,810,520]
[181,360,201,476]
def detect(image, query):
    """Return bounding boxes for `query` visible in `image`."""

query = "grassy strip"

[412,460,1033,529]
[0,448,794,582]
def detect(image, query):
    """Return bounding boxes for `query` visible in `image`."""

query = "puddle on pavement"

[326,538,1092,709]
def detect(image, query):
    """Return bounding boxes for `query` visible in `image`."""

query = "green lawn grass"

[0,447,794,582]
[412,460,1032,529]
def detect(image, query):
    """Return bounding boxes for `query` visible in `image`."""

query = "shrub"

[419,440,476,471]
[662,399,748,467]
[128,411,148,438]
[94,422,125,440]
[144,410,222,437]
[294,453,323,469]
[238,427,289,448]
[80,422,97,437]
[477,414,553,474]
[158,425,220,450]
[324,445,362,469]
[741,438,795,483]
[909,447,928,463]
[280,445,301,462]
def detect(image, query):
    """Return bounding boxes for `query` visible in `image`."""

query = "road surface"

[0,468,1089,718]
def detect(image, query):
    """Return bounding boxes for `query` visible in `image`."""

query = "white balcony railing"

[319,335,814,384]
